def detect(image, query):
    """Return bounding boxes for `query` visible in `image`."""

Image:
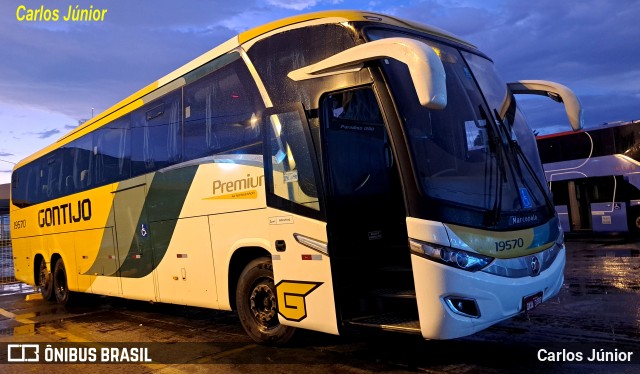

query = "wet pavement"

[0,239,639,373]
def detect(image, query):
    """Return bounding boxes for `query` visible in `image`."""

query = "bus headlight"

[409,238,493,272]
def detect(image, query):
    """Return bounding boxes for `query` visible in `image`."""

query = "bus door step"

[370,288,416,299]
[374,266,415,289]
[346,313,421,334]
[377,265,412,273]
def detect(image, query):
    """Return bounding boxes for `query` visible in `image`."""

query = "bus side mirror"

[504,80,583,131]
[288,37,447,110]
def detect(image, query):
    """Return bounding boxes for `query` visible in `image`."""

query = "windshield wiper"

[492,108,554,212]
[479,105,504,226]
[493,107,528,200]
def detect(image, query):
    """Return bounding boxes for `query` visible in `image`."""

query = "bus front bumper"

[410,247,565,340]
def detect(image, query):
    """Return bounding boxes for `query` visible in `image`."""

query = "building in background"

[0,183,14,285]
[0,183,9,213]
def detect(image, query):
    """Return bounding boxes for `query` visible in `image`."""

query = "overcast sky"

[1,0,639,183]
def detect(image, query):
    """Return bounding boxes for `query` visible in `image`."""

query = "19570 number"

[13,219,26,230]
[494,238,524,252]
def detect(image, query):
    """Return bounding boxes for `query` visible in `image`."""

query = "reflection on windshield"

[367,28,551,229]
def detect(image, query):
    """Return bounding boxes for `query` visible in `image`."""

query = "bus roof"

[15,10,475,170]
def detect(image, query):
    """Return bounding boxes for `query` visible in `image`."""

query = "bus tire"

[53,259,71,305]
[236,257,295,345]
[38,260,55,301]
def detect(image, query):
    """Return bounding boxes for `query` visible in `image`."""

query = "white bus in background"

[537,120,640,236]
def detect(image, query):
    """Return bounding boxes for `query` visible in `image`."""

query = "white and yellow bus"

[10,10,583,344]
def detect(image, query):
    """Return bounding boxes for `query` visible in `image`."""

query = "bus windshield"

[367,28,551,229]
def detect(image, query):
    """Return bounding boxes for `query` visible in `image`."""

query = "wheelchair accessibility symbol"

[140,223,148,237]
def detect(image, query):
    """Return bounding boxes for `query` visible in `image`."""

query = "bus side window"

[131,90,182,176]
[71,135,94,191]
[11,168,19,205]
[93,118,130,185]
[60,143,75,195]
[26,163,40,205]
[42,153,61,199]
[183,56,264,160]
[266,105,320,212]
[11,169,23,207]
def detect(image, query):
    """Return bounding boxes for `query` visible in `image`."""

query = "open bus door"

[263,104,339,336]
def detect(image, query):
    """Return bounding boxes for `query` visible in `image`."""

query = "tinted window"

[11,160,42,207]
[131,90,182,176]
[94,118,130,185]
[322,88,388,197]
[59,141,75,195]
[183,57,264,160]
[588,176,616,203]
[537,125,640,164]
[549,180,569,205]
[12,119,130,206]
[537,131,592,164]
[588,128,615,157]
[247,24,357,108]
[42,153,62,200]
[267,106,321,212]
[69,135,94,191]
[12,55,269,206]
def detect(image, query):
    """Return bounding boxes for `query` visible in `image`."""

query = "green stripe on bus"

[117,165,198,278]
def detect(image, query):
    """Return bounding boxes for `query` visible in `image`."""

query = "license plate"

[523,291,543,312]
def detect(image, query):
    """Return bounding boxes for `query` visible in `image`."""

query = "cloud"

[264,0,343,11]
[488,2,640,86]
[1,0,638,141]
[0,152,13,157]
[518,91,640,136]
[391,0,640,131]
[266,0,319,10]
[215,8,280,34]
[389,1,500,37]
[0,1,261,120]
[35,129,61,139]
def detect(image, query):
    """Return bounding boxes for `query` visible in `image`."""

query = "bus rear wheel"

[38,260,55,301]
[53,259,71,305]
[236,257,295,345]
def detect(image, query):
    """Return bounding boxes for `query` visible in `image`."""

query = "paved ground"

[0,239,639,373]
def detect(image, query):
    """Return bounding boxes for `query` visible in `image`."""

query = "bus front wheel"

[53,259,70,305]
[38,260,55,301]
[236,257,295,345]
